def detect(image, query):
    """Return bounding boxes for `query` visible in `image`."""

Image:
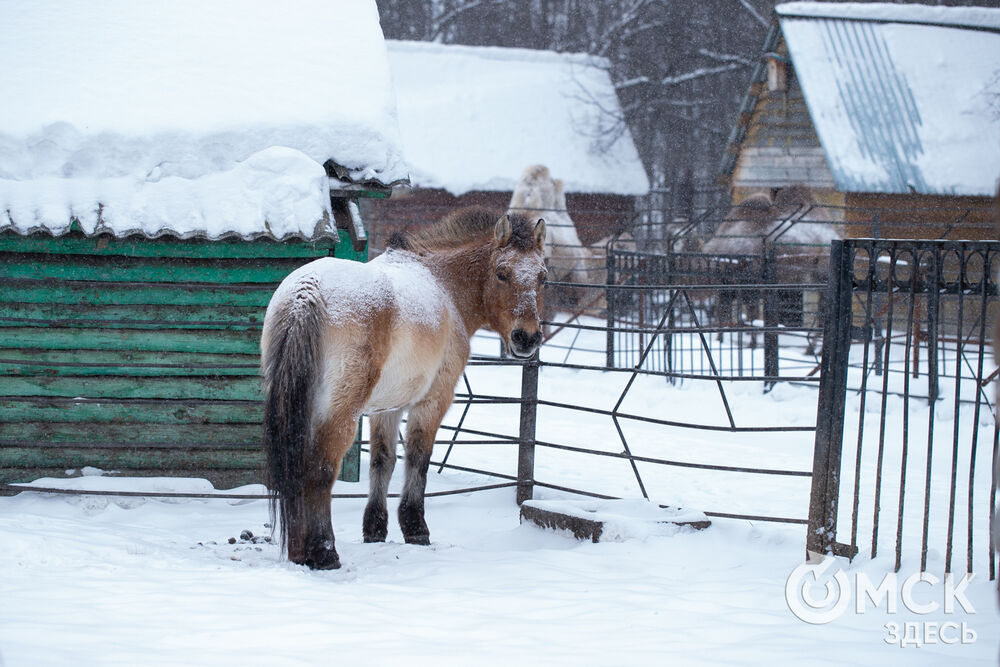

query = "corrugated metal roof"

[777,2,1000,31]
[777,4,1000,196]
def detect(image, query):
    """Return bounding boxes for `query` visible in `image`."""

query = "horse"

[260,206,547,569]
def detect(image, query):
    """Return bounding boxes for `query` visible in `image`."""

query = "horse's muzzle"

[509,328,542,358]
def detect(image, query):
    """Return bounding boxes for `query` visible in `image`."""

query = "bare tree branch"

[697,48,753,66]
[591,0,659,57]
[737,0,769,29]
[615,75,651,90]
[660,62,746,86]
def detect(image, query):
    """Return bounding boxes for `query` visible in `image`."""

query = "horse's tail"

[261,285,325,555]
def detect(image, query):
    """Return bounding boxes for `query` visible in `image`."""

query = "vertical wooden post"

[516,356,539,505]
[807,240,854,556]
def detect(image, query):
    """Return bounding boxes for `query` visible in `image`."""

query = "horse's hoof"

[363,505,388,544]
[302,548,341,570]
[404,534,430,546]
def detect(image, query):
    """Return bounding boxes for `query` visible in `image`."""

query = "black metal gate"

[808,239,1000,575]
[605,244,825,381]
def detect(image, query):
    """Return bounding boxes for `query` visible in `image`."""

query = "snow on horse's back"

[260,206,547,569]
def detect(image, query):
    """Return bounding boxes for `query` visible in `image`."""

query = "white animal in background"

[508,165,594,287]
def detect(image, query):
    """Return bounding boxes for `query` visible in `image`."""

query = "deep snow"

[0,0,406,239]
[2,323,998,665]
[387,40,650,197]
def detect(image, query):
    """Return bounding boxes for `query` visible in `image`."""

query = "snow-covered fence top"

[0,0,407,241]
[388,40,650,197]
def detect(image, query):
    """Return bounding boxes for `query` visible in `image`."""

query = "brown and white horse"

[260,207,547,569]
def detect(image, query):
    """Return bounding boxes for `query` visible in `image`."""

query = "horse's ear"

[533,218,546,251]
[494,215,513,246]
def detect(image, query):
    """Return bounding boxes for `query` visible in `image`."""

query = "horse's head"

[485,213,547,359]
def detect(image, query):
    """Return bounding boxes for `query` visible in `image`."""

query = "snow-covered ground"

[2,320,998,665]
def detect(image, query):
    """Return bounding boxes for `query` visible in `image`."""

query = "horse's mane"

[387,206,537,253]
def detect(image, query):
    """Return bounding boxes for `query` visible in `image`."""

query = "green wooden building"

[0,1,408,492]
[0,197,389,492]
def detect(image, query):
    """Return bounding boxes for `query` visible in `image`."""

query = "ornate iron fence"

[807,239,1000,576]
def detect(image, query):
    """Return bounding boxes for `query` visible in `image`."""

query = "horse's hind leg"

[363,409,402,543]
[297,414,360,569]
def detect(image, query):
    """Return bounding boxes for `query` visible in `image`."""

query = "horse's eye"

[496,270,509,282]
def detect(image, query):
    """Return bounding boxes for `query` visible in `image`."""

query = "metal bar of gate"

[807,239,855,557]
[763,246,779,388]
[516,356,539,505]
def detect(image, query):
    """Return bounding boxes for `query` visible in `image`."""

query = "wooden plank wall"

[732,60,837,193]
[0,227,363,492]
[844,193,997,241]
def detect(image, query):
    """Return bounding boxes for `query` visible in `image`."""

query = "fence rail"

[7,200,999,579]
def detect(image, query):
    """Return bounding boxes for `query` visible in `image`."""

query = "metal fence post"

[763,245,779,389]
[516,355,539,505]
[606,245,616,369]
[925,251,940,404]
[872,214,884,376]
[665,249,676,380]
[807,239,854,557]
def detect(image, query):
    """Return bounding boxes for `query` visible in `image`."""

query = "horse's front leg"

[399,384,455,545]
[363,409,402,543]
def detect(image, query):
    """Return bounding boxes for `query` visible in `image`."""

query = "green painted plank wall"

[1,226,365,491]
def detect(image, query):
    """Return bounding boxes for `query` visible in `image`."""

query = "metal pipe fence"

[507,298,819,526]
[7,198,999,580]
[604,245,826,381]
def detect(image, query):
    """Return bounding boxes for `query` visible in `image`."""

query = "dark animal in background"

[701,185,839,354]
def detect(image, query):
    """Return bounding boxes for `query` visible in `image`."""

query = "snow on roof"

[777,2,1000,30]
[0,0,407,240]
[387,40,650,197]
[776,3,1000,196]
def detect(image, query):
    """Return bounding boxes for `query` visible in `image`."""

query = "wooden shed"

[0,0,407,491]
[720,2,1000,237]
[364,41,650,250]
